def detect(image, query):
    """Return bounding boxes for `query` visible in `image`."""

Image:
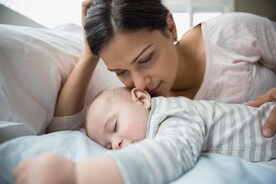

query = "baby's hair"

[94,86,132,102]
[83,86,132,129]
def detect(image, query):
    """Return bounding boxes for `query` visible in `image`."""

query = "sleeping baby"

[14,86,276,184]
[83,86,276,183]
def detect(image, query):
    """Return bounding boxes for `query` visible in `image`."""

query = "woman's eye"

[139,53,153,65]
[116,70,126,76]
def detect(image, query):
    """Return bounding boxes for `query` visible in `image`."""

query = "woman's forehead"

[100,30,161,55]
[99,30,162,65]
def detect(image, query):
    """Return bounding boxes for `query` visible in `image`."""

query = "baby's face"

[86,95,150,150]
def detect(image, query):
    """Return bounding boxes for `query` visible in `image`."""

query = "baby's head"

[85,87,152,150]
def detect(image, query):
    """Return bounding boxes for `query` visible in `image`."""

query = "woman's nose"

[133,74,151,90]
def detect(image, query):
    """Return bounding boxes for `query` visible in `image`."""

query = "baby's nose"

[112,139,133,150]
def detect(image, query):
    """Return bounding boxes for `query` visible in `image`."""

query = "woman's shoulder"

[202,12,271,28]
[199,12,273,44]
[212,12,267,20]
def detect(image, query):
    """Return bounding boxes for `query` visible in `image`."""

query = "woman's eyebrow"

[107,43,153,72]
[130,43,153,65]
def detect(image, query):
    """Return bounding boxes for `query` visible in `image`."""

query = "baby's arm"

[14,153,123,184]
[109,116,205,184]
[14,154,76,184]
[76,156,123,184]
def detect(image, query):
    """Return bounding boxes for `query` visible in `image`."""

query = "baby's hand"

[14,153,76,184]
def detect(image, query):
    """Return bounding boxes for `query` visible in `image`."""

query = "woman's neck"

[170,24,206,99]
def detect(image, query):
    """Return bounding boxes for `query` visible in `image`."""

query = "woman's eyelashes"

[115,51,154,77]
[116,70,126,76]
[139,52,154,65]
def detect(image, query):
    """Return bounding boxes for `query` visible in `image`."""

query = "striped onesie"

[111,96,276,184]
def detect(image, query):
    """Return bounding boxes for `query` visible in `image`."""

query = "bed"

[0,14,276,184]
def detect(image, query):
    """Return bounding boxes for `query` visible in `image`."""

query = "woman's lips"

[148,82,161,96]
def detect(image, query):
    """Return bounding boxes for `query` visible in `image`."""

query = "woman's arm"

[246,87,276,138]
[236,15,276,138]
[54,0,99,117]
[54,53,98,116]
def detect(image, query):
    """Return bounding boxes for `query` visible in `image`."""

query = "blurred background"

[0,0,275,38]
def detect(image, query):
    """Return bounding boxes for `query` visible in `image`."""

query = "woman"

[52,0,276,137]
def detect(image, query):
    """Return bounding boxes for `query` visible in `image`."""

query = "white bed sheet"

[0,130,275,184]
[0,23,275,184]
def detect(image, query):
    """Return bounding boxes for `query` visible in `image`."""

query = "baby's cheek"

[124,124,136,136]
[123,123,143,140]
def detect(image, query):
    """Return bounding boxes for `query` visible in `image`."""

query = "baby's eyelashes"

[113,121,118,132]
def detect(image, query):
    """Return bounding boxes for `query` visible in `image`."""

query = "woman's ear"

[166,12,178,42]
[131,88,151,109]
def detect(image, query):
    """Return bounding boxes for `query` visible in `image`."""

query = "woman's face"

[99,29,178,97]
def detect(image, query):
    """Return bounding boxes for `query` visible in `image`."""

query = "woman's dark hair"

[84,0,169,55]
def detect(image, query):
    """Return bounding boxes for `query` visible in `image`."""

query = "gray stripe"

[237,105,246,158]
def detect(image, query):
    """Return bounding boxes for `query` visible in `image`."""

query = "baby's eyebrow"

[104,116,112,132]
[102,115,116,149]
[104,114,117,133]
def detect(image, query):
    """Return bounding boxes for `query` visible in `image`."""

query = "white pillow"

[86,60,123,105]
[47,59,123,132]
[0,23,123,143]
[0,24,83,142]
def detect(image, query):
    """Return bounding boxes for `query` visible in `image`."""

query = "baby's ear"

[131,88,151,109]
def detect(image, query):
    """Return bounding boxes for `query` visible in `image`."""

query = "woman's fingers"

[81,0,95,55]
[81,0,94,26]
[262,105,276,138]
[245,87,276,138]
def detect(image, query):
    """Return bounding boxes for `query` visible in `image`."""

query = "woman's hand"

[81,0,94,55]
[82,0,94,27]
[245,87,276,138]
[14,154,76,184]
